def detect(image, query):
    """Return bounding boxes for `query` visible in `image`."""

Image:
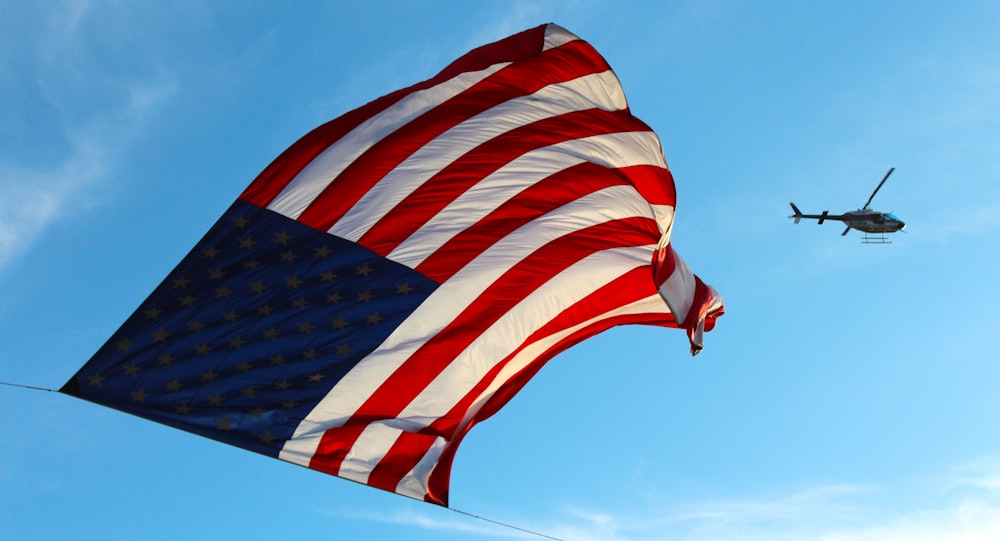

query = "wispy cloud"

[0,139,103,270]
[471,0,562,45]
[343,457,1000,541]
[0,3,176,272]
[0,80,172,269]
[323,505,532,539]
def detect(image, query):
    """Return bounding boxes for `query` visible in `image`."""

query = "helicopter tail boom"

[788,203,846,224]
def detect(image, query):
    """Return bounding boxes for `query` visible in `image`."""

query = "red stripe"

[357,108,645,255]
[683,275,723,339]
[427,309,679,506]
[416,163,672,283]
[654,247,725,351]
[425,267,668,436]
[424,314,673,506]
[365,430,437,496]
[238,89,411,209]
[424,314,672,507]
[238,24,550,208]
[295,40,613,232]
[625,163,676,206]
[306,424,367,479]
[702,290,723,332]
[352,266,673,505]
[652,245,677,288]
[308,217,661,478]
[433,24,549,83]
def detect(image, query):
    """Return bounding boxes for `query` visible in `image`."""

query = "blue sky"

[2,1,999,540]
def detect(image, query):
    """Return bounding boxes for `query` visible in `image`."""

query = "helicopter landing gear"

[862,232,891,244]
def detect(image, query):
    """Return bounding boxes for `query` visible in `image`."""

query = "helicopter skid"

[861,232,891,244]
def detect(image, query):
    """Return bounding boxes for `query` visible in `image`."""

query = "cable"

[451,507,564,541]
[0,381,57,392]
[3,379,564,540]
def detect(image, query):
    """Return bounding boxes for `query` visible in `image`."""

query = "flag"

[62,23,724,506]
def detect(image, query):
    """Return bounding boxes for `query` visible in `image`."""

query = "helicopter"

[789,167,906,243]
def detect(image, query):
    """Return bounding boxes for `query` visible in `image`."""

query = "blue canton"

[63,200,438,457]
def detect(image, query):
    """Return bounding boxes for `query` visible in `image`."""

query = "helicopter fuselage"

[840,209,906,233]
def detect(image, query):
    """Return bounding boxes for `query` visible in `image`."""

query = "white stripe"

[336,420,448,502]
[392,293,669,496]
[657,249,696,324]
[461,293,671,430]
[389,132,668,268]
[335,245,658,494]
[543,24,580,51]
[395,435,448,500]
[278,420,446,496]
[278,185,658,463]
[276,431,320,468]
[396,244,655,423]
[336,422,402,485]
[265,62,509,220]
[329,71,629,242]
[650,203,675,236]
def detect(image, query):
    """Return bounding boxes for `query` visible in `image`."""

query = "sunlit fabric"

[62,23,723,506]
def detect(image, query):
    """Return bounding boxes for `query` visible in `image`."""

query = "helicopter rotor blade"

[841,225,851,236]
[862,167,895,210]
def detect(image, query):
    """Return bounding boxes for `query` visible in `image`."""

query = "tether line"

[451,507,564,540]
[0,381,58,393]
[2,380,563,540]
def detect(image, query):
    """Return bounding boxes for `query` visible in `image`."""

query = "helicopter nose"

[899,222,906,231]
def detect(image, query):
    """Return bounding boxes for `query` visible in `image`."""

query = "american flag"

[62,23,723,506]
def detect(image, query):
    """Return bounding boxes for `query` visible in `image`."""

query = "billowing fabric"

[63,23,723,506]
